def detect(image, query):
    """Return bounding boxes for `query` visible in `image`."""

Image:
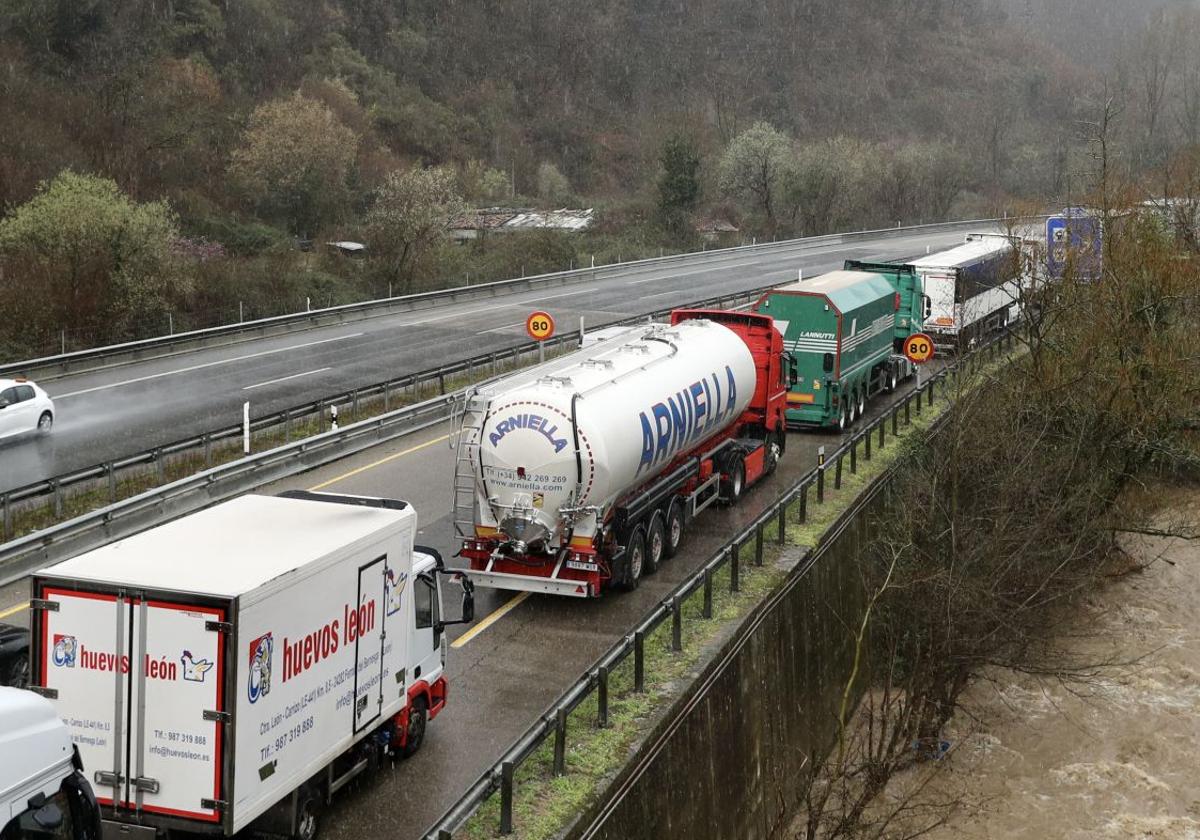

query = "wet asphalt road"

[0,228,980,493]
[0,360,947,840]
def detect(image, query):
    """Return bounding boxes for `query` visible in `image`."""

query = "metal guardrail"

[0,284,782,585]
[419,330,1016,839]
[0,217,1012,380]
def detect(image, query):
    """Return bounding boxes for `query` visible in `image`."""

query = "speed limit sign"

[903,332,935,364]
[525,310,555,341]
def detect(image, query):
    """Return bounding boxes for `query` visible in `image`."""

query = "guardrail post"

[835,454,843,489]
[383,382,390,413]
[672,597,682,652]
[905,397,911,425]
[52,480,63,518]
[754,522,764,566]
[850,439,857,475]
[156,449,165,483]
[817,466,825,504]
[553,708,567,776]
[865,426,872,461]
[107,462,117,502]
[1,494,9,541]
[438,370,446,395]
[204,434,212,467]
[597,666,609,728]
[777,501,787,544]
[799,483,809,522]
[500,761,514,835]
[634,631,645,693]
[892,405,899,436]
[702,568,713,618]
[284,410,291,443]
[730,544,740,593]
[916,387,923,415]
[352,389,360,419]
[879,420,885,450]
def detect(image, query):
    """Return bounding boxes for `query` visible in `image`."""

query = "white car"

[0,378,55,440]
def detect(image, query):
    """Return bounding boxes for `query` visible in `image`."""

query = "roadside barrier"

[0,217,1018,380]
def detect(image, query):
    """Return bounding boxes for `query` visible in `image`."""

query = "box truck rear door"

[37,589,227,824]
[126,599,226,823]
[352,556,387,734]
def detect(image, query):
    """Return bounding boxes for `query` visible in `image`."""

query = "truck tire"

[847,391,858,425]
[837,402,848,432]
[4,652,29,688]
[857,388,866,419]
[618,527,647,590]
[663,500,684,560]
[764,430,782,476]
[888,367,898,392]
[401,698,428,758]
[721,458,745,506]
[294,794,320,840]
[643,513,666,575]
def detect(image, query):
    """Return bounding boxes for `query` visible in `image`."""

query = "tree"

[717,122,792,232]
[536,162,572,205]
[228,93,360,235]
[363,166,464,292]
[657,133,701,228]
[0,170,184,352]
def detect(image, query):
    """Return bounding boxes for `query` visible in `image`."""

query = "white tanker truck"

[453,309,794,597]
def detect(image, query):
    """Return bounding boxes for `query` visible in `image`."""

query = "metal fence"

[420,330,1016,839]
[0,284,788,585]
[0,217,1016,380]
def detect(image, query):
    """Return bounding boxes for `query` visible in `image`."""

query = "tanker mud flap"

[465,569,594,598]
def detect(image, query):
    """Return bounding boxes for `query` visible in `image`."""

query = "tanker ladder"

[452,396,484,539]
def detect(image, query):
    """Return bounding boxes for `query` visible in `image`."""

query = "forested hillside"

[0,0,1195,357]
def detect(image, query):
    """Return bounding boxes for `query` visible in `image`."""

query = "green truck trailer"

[753,270,915,430]
[843,260,928,349]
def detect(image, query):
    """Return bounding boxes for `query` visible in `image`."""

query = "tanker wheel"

[837,402,848,433]
[846,391,858,425]
[857,387,866,419]
[643,513,666,575]
[620,527,647,591]
[721,458,746,506]
[663,500,684,560]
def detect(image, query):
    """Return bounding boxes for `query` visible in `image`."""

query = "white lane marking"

[524,287,599,303]
[638,289,691,300]
[55,334,364,398]
[242,367,331,391]
[626,259,762,284]
[483,322,530,334]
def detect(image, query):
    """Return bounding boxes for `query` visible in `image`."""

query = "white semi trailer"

[27,491,473,840]
[911,233,1021,345]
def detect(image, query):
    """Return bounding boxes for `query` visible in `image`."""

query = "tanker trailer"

[452,309,792,598]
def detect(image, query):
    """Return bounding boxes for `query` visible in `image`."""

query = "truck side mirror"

[435,571,475,629]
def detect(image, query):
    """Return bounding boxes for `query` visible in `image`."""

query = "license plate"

[566,560,597,572]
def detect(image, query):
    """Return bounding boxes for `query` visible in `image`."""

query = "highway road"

[0,228,981,492]
[0,367,940,838]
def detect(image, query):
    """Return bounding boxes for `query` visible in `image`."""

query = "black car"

[0,621,30,687]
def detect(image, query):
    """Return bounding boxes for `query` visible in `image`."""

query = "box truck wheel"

[401,698,428,758]
[663,500,684,560]
[618,527,647,591]
[4,652,29,688]
[643,512,666,575]
[294,793,320,840]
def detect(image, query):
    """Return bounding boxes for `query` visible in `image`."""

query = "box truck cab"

[1,686,102,840]
[28,491,473,840]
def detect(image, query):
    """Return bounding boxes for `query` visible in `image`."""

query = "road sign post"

[526,310,555,364]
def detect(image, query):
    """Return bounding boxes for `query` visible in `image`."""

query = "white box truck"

[26,491,473,840]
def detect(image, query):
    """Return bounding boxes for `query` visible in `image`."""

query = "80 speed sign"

[903,332,935,364]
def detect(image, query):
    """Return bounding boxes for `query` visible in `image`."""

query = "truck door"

[352,557,387,734]
[37,588,227,825]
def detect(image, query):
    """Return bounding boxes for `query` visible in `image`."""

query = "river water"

[893,491,1200,839]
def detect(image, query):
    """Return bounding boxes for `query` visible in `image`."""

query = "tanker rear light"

[463,538,493,552]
